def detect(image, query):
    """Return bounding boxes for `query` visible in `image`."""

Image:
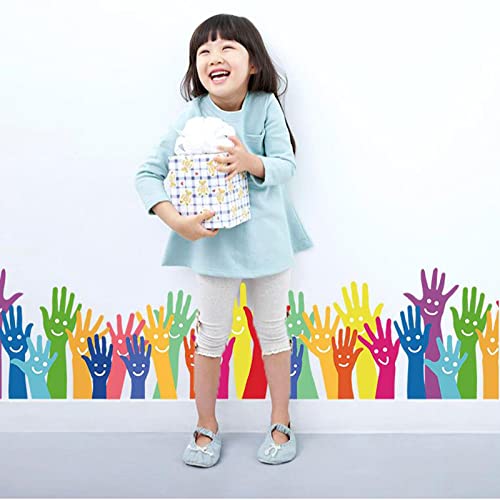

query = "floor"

[0,432,499,498]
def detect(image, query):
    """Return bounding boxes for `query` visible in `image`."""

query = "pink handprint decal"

[107,313,145,399]
[358,317,400,399]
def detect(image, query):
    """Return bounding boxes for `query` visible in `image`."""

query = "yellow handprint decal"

[299,305,339,399]
[229,281,252,399]
[135,305,177,399]
[333,282,383,399]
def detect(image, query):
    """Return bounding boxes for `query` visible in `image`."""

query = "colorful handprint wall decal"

[0,266,498,400]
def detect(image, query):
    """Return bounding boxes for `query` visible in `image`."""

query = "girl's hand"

[214,136,258,182]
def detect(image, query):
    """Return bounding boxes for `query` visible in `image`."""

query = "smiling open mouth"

[210,70,230,83]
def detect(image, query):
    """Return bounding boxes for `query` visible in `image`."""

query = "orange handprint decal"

[183,328,196,399]
[299,305,339,399]
[65,308,109,399]
[333,282,382,399]
[229,281,252,399]
[332,326,364,399]
[135,305,176,399]
[476,309,499,399]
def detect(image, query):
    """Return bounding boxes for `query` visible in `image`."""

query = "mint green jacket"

[135,90,313,278]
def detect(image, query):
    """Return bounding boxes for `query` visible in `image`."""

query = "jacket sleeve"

[248,93,296,188]
[134,104,194,215]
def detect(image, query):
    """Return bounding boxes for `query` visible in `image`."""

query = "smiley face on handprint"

[394,305,431,358]
[1,305,33,359]
[424,335,467,379]
[451,286,491,346]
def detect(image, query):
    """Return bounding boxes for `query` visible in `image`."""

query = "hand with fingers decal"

[120,334,152,399]
[287,290,319,399]
[0,305,32,398]
[333,282,383,399]
[228,281,252,399]
[0,269,23,313]
[107,313,145,399]
[451,286,491,399]
[152,290,197,398]
[423,335,467,399]
[394,305,431,399]
[81,333,113,399]
[332,327,364,399]
[65,308,109,399]
[40,286,82,399]
[299,305,340,399]
[218,337,236,399]
[0,268,24,399]
[358,317,400,399]
[404,268,459,398]
[242,305,267,399]
[183,328,196,399]
[11,335,57,399]
[475,309,499,399]
[135,305,176,399]
[290,336,304,399]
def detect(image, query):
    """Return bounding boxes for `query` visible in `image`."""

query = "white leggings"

[194,268,292,357]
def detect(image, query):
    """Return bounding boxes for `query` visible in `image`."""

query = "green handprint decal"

[450,286,491,399]
[286,290,318,399]
[40,286,82,399]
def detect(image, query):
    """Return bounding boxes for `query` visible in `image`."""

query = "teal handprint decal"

[11,335,58,399]
[286,290,318,399]
[40,286,82,399]
[152,289,197,398]
[424,335,467,399]
[450,286,491,399]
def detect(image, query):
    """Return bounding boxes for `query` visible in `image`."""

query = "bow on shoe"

[188,444,214,456]
[264,442,281,457]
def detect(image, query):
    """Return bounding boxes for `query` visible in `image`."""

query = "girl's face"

[196,35,256,101]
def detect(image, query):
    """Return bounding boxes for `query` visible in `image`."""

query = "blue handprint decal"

[394,305,431,399]
[120,334,152,399]
[0,305,32,398]
[11,335,57,398]
[424,336,467,399]
[290,336,304,399]
[81,333,113,399]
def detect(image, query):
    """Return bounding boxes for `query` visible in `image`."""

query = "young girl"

[135,13,313,467]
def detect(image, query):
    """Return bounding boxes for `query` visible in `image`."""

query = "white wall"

[1,0,500,431]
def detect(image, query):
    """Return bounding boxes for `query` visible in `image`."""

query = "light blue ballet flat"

[257,421,296,464]
[182,426,222,468]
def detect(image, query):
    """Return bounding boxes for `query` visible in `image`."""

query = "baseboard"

[0,400,499,433]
